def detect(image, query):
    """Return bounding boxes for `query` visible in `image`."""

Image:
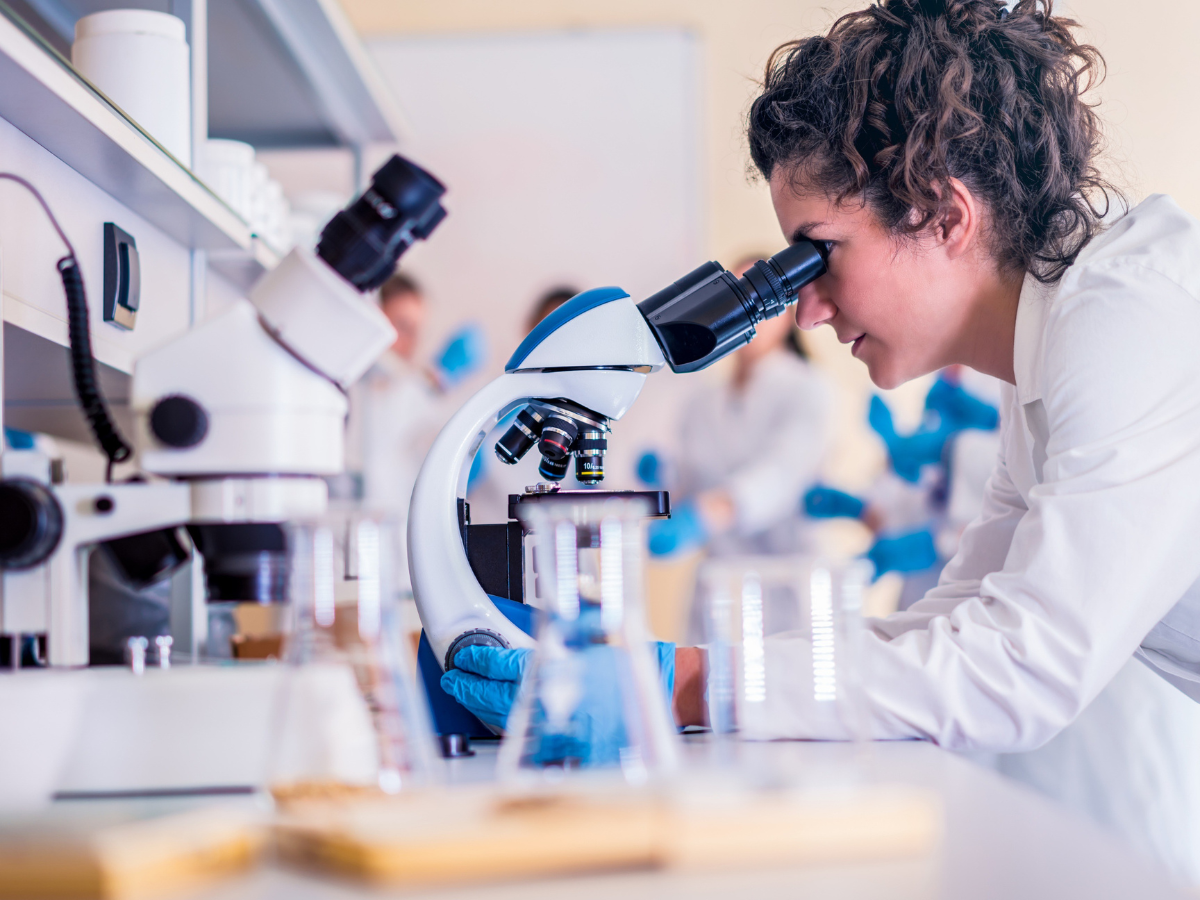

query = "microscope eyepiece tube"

[637,241,828,373]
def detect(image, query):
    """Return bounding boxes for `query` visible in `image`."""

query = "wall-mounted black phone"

[103,222,140,331]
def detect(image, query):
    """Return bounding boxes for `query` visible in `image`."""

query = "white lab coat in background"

[752,194,1200,751]
[346,352,446,591]
[677,350,833,556]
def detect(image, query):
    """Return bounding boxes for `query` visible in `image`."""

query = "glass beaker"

[269,512,440,800]
[497,495,679,785]
[699,556,872,748]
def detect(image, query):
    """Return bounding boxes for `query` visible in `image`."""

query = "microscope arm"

[409,367,650,668]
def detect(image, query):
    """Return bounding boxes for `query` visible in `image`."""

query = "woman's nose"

[795,283,836,330]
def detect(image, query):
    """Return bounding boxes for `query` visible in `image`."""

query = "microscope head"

[491,243,828,485]
[494,287,667,485]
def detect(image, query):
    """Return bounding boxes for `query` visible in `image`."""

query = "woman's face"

[770,171,978,389]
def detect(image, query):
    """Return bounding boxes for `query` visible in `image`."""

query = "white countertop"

[188,737,1191,900]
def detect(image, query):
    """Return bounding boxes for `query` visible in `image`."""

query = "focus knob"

[150,395,208,448]
[0,479,64,569]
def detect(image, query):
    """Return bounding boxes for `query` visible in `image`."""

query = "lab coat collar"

[1012,273,1053,405]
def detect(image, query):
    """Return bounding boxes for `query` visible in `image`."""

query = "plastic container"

[72,10,192,166]
[199,139,255,221]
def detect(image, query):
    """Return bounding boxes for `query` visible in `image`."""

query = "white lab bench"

[180,737,1191,900]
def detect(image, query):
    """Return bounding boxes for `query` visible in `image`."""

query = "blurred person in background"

[642,255,834,563]
[346,271,486,589]
[804,365,1002,607]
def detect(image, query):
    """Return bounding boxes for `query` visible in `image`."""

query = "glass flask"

[497,495,679,784]
[268,512,440,799]
[699,556,872,747]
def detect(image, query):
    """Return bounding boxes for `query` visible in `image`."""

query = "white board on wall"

[367,29,706,490]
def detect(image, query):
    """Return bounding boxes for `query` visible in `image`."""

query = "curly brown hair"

[747,0,1119,283]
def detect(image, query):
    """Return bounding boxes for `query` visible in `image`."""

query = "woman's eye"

[813,240,833,261]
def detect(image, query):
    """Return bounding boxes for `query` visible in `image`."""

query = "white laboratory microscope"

[0,155,447,667]
[410,241,828,674]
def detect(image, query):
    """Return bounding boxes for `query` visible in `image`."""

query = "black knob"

[150,395,209,448]
[0,479,64,569]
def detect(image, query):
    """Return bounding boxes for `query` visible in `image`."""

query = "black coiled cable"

[58,256,132,474]
[1,174,132,480]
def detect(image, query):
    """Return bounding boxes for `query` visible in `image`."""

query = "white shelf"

[0,12,253,256]
[236,0,407,147]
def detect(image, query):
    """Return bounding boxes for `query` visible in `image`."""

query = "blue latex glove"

[925,375,1000,433]
[440,645,530,730]
[869,395,950,483]
[803,485,866,519]
[440,641,677,764]
[434,323,487,387]
[636,451,664,488]
[866,529,939,577]
[647,500,707,557]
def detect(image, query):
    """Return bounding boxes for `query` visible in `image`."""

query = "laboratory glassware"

[269,512,440,799]
[496,495,679,784]
[699,555,872,746]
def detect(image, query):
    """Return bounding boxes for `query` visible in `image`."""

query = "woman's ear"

[938,177,981,259]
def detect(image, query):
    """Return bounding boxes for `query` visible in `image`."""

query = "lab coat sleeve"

[751,265,1200,750]
[726,370,834,535]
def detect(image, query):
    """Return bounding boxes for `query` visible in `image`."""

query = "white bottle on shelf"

[72,10,192,167]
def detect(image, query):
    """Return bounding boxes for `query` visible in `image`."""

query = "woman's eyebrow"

[791,221,829,242]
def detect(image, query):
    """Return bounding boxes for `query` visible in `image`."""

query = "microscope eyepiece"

[637,241,828,373]
[316,154,447,292]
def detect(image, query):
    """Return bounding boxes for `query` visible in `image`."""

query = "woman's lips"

[851,335,866,356]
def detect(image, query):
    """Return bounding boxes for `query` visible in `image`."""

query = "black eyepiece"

[637,242,827,373]
[316,154,447,292]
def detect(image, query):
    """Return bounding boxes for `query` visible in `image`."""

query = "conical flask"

[497,495,679,784]
[269,512,440,799]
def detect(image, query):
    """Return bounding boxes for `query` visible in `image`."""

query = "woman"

[671,0,1200,744]
[448,0,1200,751]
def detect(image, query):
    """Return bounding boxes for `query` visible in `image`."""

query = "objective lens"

[538,414,580,461]
[495,406,545,465]
[574,428,607,485]
[538,454,570,481]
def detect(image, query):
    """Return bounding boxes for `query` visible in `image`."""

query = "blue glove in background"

[647,500,707,557]
[636,451,664,488]
[869,395,950,483]
[866,529,939,577]
[925,375,1000,432]
[804,485,866,519]
[4,427,34,450]
[434,323,487,387]
[440,640,677,764]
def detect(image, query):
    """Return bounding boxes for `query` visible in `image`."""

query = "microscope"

[0,154,447,667]
[410,240,828,715]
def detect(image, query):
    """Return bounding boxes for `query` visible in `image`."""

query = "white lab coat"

[346,352,446,590]
[676,350,833,555]
[753,194,1200,750]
